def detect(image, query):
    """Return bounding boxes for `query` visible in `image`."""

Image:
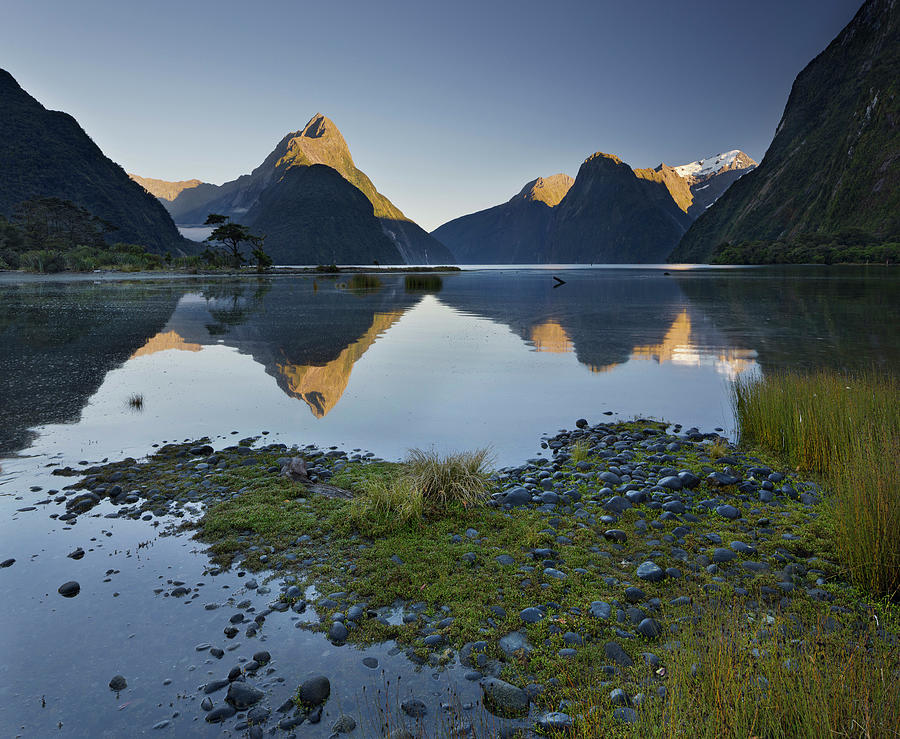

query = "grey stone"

[58,581,80,597]
[298,675,330,706]
[332,714,357,733]
[715,504,741,520]
[636,561,665,582]
[401,699,427,718]
[637,618,661,639]
[225,682,264,709]
[604,641,633,667]
[481,678,529,717]
[535,712,573,731]
[603,496,631,514]
[590,601,611,619]
[499,631,533,657]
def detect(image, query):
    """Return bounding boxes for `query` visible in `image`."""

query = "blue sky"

[2,0,863,229]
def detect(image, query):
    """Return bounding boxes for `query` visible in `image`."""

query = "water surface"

[0,265,896,736]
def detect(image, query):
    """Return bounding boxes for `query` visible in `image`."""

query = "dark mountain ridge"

[671,0,900,262]
[0,68,188,254]
[137,114,454,265]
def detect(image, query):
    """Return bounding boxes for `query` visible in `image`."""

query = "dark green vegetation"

[57,419,898,735]
[243,165,404,266]
[0,68,187,255]
[672,0,900,263]
[146,113,454,265]
[709,234,899,264]
[203,214,269,270]
[0,199,174,272]
[734,370,899,596]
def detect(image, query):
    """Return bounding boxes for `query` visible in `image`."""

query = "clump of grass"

[569,438,591,464]
[404,447,493,510]
[706,436,730,460]
[348,472,424,530]
[127,392,144,410]
[348,449,493,533]
[554,602,900,738]
[732,369,899,596]
[404,274,443,292]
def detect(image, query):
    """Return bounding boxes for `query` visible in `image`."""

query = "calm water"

[0,265,897,736]
[1,266,897,465]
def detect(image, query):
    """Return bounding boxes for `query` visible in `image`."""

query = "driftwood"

[280,456,354,500]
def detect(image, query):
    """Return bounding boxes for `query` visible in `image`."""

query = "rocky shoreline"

[11,419,897,737]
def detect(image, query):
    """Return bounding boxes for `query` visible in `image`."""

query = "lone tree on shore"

[204,214,268,270]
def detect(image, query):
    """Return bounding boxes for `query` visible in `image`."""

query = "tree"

[204,213,267,269]
[13,197,113,250]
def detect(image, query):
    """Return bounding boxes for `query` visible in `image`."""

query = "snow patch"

[674,150,744,179]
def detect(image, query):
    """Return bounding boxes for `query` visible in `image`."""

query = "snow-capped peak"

[673,150,752,179]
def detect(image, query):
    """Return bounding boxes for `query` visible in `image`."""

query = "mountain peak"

[585,152,625,166]
[300,112,334,139]
[673,150,757,181]
[276,113,353,173]
[514,174,574,206]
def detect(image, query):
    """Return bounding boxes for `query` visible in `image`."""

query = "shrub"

[19,249,66,273]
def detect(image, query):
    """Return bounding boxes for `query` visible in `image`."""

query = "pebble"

[480,678,529,717]
[636,562,665,582]
[401,698,427,717]
[58,581,80,598]
[298,675,330,706]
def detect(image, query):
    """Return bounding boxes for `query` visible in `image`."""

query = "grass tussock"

[706,436,730,460]
[126,392,144,410]
[569,438,591,464]
[347,448,492,533]
[553,603,900,739]
[733,369,899,596]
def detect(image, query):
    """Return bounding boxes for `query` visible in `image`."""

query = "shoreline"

[32,418,899,735]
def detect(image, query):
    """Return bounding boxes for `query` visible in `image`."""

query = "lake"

[0,265,897,736]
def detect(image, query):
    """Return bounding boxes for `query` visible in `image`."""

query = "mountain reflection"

[277,311,405,417]
[2,267,896,457]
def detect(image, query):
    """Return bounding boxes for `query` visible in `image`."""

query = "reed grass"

[732,369,899,596]
[126,392,144,410]
[552,602,900,739]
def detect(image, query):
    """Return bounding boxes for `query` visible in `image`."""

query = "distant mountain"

[129,174,203,202]
[244,164,403,265]
[672,0,899,262]
[433,149,754,264]
[144,114,454,264]
[657,150,757,217]
[548,153,693,263]
[431,174,573,263]
[0,68,188,254]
